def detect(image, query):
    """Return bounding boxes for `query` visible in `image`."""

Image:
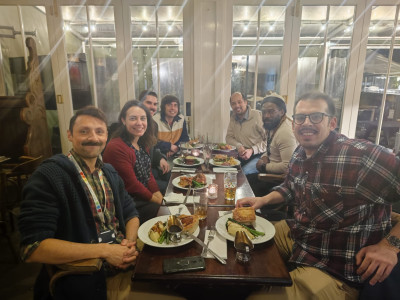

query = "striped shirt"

[274,131,400,283]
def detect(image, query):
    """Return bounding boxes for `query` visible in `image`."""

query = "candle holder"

[191,148,200,157]
[207,183,218,199]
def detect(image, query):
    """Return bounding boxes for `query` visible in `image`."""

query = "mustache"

[82,141,103,146]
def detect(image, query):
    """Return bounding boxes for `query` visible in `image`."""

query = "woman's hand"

[159,158,170,174]
[151,191,163,204]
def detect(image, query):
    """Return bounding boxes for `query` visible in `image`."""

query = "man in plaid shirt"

[239,92,400,300]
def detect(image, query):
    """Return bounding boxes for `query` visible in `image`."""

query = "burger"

[178,214,199,234]
[184,155,197,165]
[232,207,256,225]
[213,154,228,164]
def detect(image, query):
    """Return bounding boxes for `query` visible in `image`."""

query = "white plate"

[173,157,204,167]
[172,175,211,190]
[181,143,204,149]
[209,158,240,167]
[212,144,236,151]
[215,213,275,244]
[138,215,200,248]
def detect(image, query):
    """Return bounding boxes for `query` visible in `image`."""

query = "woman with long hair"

[103,100,162,224]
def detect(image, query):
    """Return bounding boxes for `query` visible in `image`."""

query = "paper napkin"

[171,167,196,173]
[203,230,227,259]
[213,167,238,173]
[168,204,191,215]
[164,193,196,204]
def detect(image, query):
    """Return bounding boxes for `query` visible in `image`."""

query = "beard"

[263,117,281,130]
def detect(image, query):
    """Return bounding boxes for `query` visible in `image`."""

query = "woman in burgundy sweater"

[103,100,163,224]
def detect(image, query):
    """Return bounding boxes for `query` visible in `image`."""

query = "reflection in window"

[296,6,355,128]
[356,6,400,150]
[130,6,183,112]
[62,5,120,123]
[232,6,285,110]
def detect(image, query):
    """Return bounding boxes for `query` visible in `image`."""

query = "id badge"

[98,230,116,244]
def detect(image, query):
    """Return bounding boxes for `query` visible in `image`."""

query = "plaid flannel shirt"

[274,131,400,283]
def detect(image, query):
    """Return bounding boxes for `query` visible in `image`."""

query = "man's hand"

[159,158,170,174]
[236,197,264,210]
[355,240,399,285]
[237,146,246,156]
[256,156,269,172]
[120,239,139,266]
[171,144,179,153]
[239,148,253,160]
[103,242,139,269]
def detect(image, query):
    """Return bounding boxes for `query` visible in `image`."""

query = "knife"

[183,185,192,205]
[185,232,226,265]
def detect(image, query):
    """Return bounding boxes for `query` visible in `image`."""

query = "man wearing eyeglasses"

[239,91,400,300]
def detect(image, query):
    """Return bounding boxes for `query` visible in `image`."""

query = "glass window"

[355,6,400,150]
[130,5,183,112]
[62,5,120,123]
[232,5,286,110]
[296,5,355,128]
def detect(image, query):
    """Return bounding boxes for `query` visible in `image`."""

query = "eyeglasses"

[292,112,331,125]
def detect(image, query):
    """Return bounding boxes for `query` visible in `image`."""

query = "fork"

[201,227,216,257]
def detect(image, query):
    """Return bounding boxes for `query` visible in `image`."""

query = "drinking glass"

[224,172,237,203]
[166,215,183,243]
[193,189,208,220]
[180,142,189,155]
[203,143,213,169]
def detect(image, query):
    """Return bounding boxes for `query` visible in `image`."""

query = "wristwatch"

[385,234,400,249]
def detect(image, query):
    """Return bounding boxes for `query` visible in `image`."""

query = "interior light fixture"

[64,23,71,31]
[268,25,274,31]
[83,25,89,33]
[142,25,148,31]
[321,24,326,31]
[168,25,172,31]
[370,25,376,31]
[90,24,96,32]
[244,25,248,31]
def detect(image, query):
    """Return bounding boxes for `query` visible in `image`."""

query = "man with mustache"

[139,90,170,194]
[238,92,400,300]
[247,93,297,198]
[18,106,182,299]
[226,92,267,175]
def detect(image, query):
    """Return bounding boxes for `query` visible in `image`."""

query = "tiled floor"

[0,230,41,300]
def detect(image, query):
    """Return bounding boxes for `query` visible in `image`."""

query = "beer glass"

[224,172,237,202]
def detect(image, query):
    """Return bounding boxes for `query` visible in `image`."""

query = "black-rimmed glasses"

[292,112,331,125]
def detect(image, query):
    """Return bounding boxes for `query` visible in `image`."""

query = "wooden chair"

[257,172,294,219]
[0,155,43,261]
[47,258,103,297]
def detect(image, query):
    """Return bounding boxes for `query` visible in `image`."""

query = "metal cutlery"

[183,232,226,265]
[201,228,216,257]
[182,185,192,205]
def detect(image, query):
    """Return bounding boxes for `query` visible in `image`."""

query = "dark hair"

[294,91,336,117]
[160,95,180,118]
[139,90,158,102]
[261,96,287,114]
[69,106,107,133]
[230,92,246,102]
[112,100,156,150]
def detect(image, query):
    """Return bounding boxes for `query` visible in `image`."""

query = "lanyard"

[68,153,107,224]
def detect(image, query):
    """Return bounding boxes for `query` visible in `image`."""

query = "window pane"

[296,5,355,128]
[232,6,259,102]
[356,6,399,149]
[130,5,184,112]
[62,5,120,123]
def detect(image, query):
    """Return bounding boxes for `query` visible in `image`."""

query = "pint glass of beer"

[224,172,237,202]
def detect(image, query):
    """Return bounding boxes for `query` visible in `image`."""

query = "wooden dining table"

[132,160,292,298]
